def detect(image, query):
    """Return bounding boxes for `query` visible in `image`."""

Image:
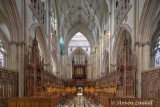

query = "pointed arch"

[112,25,132,68]
[1,0,23,42]
[67,47,89,66]
[28,23,48,63]
[64,23,95,54]
[139,0,160,43]
[69,47,89,59]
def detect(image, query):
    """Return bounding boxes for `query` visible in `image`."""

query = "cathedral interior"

[0,0,160,107]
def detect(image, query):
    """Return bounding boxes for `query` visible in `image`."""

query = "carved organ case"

[72,57,87,80]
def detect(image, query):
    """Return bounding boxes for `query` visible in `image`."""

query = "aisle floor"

[59,96,103,107]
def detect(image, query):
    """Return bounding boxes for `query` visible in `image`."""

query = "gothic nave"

[0,0,160,107]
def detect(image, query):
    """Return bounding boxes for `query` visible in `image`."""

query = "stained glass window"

[0,40,5,66]
[154,37,160,66]
[60,36,64,55]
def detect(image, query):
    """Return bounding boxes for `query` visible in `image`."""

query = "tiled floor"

[59,96,103,107]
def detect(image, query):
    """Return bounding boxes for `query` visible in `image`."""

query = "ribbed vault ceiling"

[55,0,108,41]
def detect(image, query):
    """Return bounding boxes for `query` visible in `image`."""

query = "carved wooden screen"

[0,67,18,97]
[25,36,44,97]
[142,69,160,99]
[116,32,135,97]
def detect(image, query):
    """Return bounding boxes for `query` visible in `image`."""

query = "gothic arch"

[1,0,23,42]
[138,0,160,68]
[28,23,48,62]
[64,23,95,54]
[139,0,160,43]
[68,47,89,64]
[113,24,132,51]
[0,0,23,71]
[0,8,11,42]
[112,25,132,67]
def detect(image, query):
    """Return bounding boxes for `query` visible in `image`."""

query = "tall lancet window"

[0,39,5,66]
[153,37,160,66]
[60,36,64,55]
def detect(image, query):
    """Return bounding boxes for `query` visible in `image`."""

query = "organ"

[72,57,87,80]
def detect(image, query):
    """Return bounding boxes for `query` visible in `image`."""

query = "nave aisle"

[59,96,103,107]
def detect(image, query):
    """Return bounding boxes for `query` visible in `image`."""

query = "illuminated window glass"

[60,37,64,55]
[155,37,160,66]
[0,40,5,66]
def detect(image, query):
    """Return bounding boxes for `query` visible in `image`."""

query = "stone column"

[6,46,10,69]
[133,0,138,97]
[89,53,93,79]
[90,50,95,79]
[10,42,17,70]
[57,53,61,78]
[142,42,150,70]
[108,13,111,73]
[61,55,64,78]
[94,47,97,79]
[67,64,72,79]
[97,47,101,78]
[18,43,25,97]
[46,0,51,72]
[87,56,91,79]
[100,37,103,78]
[137,43,142,98]
[63,53,68,79]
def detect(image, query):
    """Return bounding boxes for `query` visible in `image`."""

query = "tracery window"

[51,14,57,31]
[0,39,5,66]
[30,0,46,30]
[114,0,131,29]
[151,35,160,67]
[68,32,90,57]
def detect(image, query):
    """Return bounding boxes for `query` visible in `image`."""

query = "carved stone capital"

[138,42,143,47]
[10,41,26,46]
[10,40,18,45]
[134,41,139,46]
[142,41,150,47]
[135,41,150,47]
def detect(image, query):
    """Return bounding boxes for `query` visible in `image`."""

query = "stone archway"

[64,23,95,54]
[138,0,160,70]
[138,0,160,99]
[0,0,25,97]
[112,25,132,70]
[112,25,135,97]
[28,24,54,72]
[29,23,48,55]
